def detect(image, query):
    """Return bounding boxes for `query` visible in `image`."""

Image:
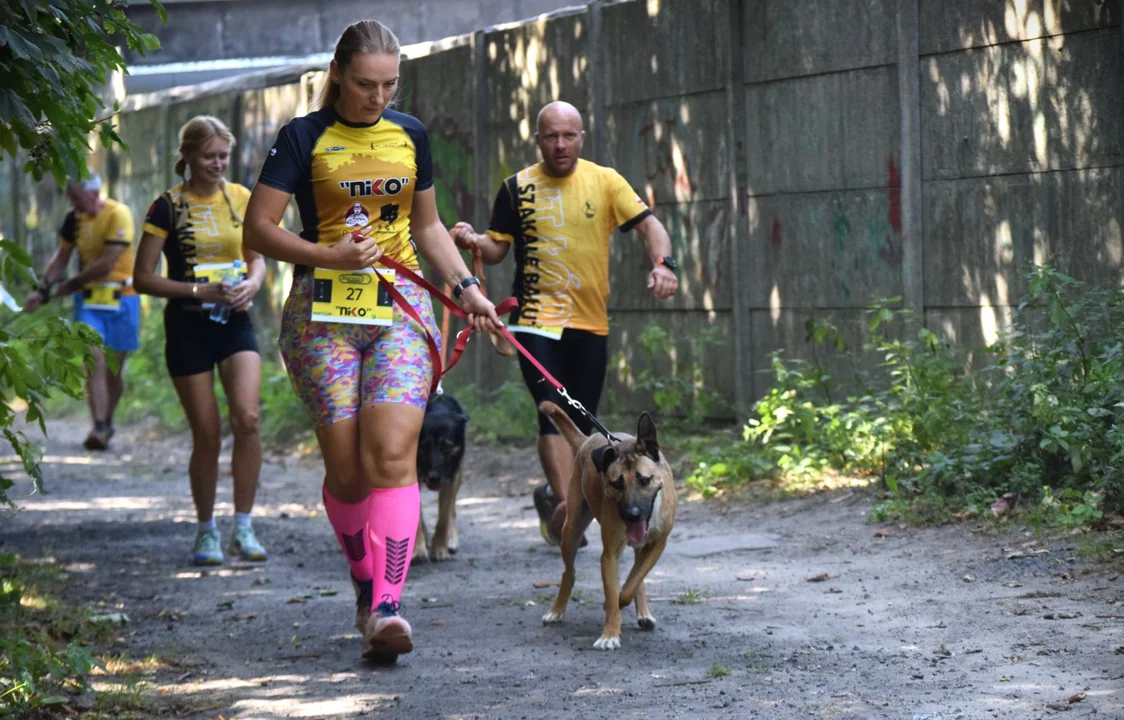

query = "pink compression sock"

[322,484,375,600]
[368,483,420,609]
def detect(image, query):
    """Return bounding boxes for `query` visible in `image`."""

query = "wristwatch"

[655,256,678,272]
[453,276,481,299]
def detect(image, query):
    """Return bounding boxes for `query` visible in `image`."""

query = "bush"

[618,322,727,428]
[0,553,101,716]
[454,380,538,444]
[1,242,100,510]
[687,266,1124,524]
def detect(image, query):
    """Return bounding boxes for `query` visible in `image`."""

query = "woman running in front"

[244,19,502,663]
[134,116,269,567]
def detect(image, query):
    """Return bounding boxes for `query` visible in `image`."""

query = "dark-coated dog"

[538,401,676,650]
[413,392,469,562]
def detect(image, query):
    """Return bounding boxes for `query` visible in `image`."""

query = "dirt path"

[2,419,1122,719]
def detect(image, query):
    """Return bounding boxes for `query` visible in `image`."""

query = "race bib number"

[311,268,394,326]
[84,283,122,311]
[194,262,246,309]
[508,323,563,340]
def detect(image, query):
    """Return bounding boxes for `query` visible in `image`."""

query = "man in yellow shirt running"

[452,101,679,545]
[24,173,140,451]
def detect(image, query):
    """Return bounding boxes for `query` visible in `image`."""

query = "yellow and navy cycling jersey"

[142,182,252,283]
[257,106,433,272]
[486,159,651,336]
[58,198,136,286]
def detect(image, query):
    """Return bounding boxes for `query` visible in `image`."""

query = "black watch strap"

[453,276,481,299]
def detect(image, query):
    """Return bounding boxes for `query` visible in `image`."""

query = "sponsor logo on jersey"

[338,178,410,198]
[345,203,370,228]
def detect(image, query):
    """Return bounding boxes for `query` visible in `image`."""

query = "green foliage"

[0,0,166,184]
[454,380,538,444]
[0,242,100,510]
[627,323,726,427]
[0,553,101,716]
[686,266,1124,527]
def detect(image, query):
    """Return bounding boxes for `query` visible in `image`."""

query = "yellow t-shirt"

[486,159,651,336]
[256,107,433,273]
[58,198,136,285]
[142,182,250,281]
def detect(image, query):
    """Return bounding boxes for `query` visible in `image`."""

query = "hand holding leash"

[325,231,383,270]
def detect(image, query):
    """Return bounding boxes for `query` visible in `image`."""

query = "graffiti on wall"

[767,156,903,300]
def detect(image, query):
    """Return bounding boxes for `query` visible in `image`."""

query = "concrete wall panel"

[747,188,904,308]
[603,92,730,206]
[484,12,591,191]
[603,0,729,105]
[608,200,734,311]
[919,0,1121,55]
[607,311,736,418]
[921,30,1123,181]
[748,307,906,399]
[923,168,1124,306]
[744,0,897,83]
[399,44,477,226]
[745,65,900,195]
[127,0,581,65]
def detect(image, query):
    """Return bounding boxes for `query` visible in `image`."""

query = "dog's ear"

[636,412,660,462]
[590,444,619,475]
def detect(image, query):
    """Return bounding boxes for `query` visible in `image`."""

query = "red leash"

[372,255,551,394]
[371,254,620,442]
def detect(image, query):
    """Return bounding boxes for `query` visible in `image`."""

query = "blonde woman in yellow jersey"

[245,19,502,663]
[24,173,138,451]
[134,116,268,567]
[452,101,680,546]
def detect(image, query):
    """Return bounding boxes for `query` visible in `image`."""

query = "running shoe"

[229,524,268,562]
[192,528,224,566]
[363,597,413,663]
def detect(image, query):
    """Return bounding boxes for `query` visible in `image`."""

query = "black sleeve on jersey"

[145,195,173,234]
[487,176,520,239]
[256,112,331,194]
[619,208,652,233]
[58,211,77,243]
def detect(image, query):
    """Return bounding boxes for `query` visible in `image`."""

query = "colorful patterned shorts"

[279,272,441,426]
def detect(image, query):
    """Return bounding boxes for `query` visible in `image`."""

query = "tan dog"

[538,401,676,650]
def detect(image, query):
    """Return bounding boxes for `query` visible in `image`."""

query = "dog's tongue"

[626,520,648,545]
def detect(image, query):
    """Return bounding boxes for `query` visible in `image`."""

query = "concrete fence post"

[897,0,924,317]
[588,0,606,165]
[472,28,489,390]
[726,0,752,417]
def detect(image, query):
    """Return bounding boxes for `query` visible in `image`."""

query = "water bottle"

[208,260,242,325]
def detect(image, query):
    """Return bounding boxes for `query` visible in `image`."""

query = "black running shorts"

[164,302,259,378]
[515,328,608,437]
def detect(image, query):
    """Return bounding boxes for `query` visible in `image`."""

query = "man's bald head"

[536,101,584,135]
[535,101,585,177]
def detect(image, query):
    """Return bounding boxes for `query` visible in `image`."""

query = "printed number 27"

[347,288,363,301]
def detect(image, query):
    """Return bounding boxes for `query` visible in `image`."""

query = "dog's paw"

[430,544,453,562]
[541,610,565,625]
[637,613,657,631]
[411,546,430,564]
[593,634,621,650]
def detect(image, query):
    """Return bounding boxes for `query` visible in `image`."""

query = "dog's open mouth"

[625,520,648,546]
